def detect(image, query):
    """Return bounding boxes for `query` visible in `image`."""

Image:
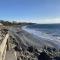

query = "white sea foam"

[22,26,60,49]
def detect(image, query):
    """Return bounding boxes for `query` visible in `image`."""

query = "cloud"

[16,18,60,24]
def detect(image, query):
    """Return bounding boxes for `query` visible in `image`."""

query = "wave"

[22,25,60,49]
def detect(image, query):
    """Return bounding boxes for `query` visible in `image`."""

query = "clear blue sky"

[0,0,60,23]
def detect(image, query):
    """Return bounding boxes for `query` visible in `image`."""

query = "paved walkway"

[5,50,17,60]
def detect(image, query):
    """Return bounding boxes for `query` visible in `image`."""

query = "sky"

[0,0,60,24]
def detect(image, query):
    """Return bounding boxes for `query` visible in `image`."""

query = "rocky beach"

[6,25,60,60]
[0,24,60,60]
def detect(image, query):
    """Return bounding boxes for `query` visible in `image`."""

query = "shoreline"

[8,25,59,50]
[20,30,59,50]
[5,25,60,60]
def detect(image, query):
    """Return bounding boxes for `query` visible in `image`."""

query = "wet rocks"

[8,28,60,60]
[38,52,51,60]
[54,57,60,60]
[27,46,34,52]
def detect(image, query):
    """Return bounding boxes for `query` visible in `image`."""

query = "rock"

[14,46,22,51]
[54,57,60,60]
[38,52,51,60]
[27,46,33,52]
[17,57,22,60]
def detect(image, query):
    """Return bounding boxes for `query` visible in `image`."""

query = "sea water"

[22,24,60,49]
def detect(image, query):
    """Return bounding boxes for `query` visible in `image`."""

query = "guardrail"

[0,33,9,60]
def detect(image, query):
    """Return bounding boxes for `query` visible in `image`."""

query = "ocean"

[22,24,60,49]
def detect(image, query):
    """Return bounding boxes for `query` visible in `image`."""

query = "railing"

[0,33,9,60]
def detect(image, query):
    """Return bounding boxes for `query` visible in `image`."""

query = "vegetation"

[0,20,34,26]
